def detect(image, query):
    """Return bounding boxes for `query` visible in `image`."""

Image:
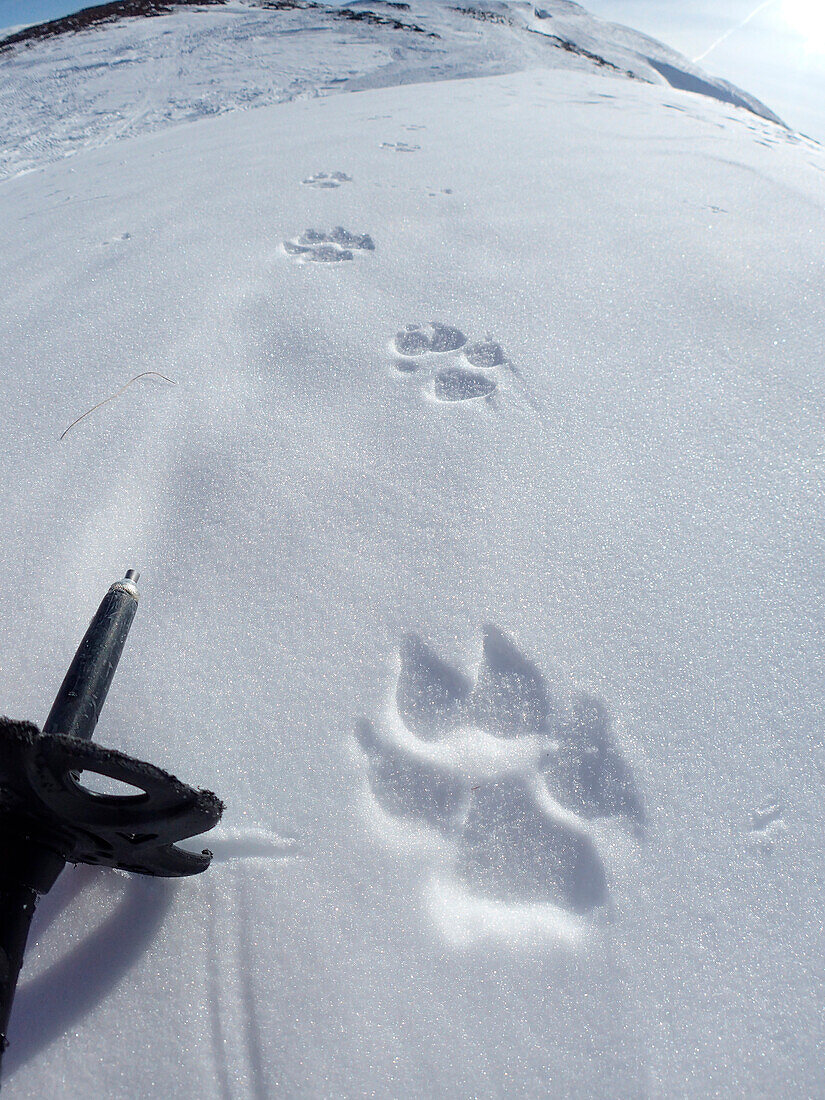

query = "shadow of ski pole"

[4,872,177,1079]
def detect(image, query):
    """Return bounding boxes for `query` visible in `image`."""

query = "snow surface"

[1,1,824,1097]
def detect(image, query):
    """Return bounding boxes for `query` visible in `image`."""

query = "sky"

[584,0,825,139]
[0,0,73,31]
[0,0,823,140]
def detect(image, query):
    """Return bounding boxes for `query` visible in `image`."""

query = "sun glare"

[782,0,825,54]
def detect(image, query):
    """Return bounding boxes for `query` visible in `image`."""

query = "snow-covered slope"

[1,3,824,1098]
[0,0,787,181]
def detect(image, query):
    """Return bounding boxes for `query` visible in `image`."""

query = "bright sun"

[781,0,825,54]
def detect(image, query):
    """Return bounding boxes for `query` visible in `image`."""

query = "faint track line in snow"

[206,892,235,1100]
[235,873,273,1098]
[59,371,176,440]
[206,872,266,1098]
[202,828,299,1095]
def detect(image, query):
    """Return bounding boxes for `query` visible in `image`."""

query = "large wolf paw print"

[283,227,375,262]
[355,627,642,939]
[391,323,507,403]
[301,171,352,189]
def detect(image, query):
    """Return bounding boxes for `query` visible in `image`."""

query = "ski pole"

[0,571,223,1081]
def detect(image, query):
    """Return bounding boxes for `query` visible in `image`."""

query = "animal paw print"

[540,694,643,822]
[301,171,352,189]
[355,628,642,935]
[283,227,375,263]
[392,322,505,402]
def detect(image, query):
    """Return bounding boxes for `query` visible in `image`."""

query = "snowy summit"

[0,0,787,180]
[0,0,823,1097]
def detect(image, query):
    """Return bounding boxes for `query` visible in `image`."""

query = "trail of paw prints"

[301,171,352,189]
[283,226,375,263]
[355,627,642,940]
[392,322,506,403]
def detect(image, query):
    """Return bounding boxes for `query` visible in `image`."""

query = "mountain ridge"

[0,0,785,182]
